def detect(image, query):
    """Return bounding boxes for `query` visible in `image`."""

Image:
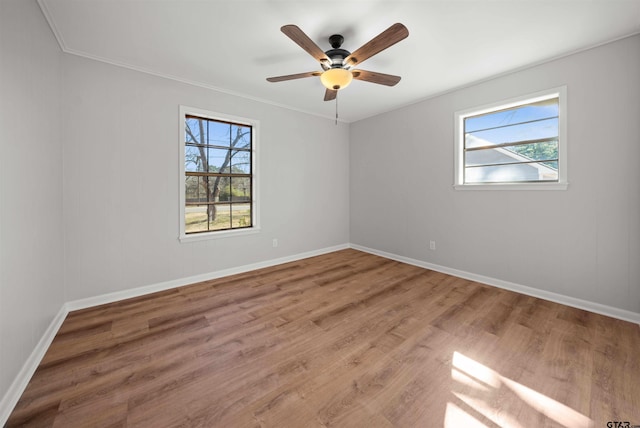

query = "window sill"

[454,182,568,191]
[179,227,261,243]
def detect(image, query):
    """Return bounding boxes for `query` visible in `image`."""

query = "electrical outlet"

[272,238,278,248]
[429,241,436,251]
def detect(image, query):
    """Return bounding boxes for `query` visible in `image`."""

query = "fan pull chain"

[335,93,338,125]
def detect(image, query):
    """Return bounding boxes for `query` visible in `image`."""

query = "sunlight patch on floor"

[448,351,594,428]
[445,401,490,427]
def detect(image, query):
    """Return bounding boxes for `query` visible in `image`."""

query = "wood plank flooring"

[7,249,640,427]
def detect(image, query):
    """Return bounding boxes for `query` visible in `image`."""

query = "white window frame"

[179,105,260,242]
[454,86,568,190]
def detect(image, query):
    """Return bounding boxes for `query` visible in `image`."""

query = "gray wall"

[61,55,350,301]
[350,34,640,313]
[1,0,349,404]
[0,0,65,398]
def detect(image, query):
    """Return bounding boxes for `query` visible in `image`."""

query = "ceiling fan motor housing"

[324,34,350,69]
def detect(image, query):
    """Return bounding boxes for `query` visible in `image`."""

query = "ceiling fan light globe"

[320,68,353,90]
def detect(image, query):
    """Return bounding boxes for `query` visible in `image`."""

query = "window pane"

[215,177,231,202]
[210,204,231,231]
[185,205,209,233]
[466,117,558,148]
[464,98,558,133]
[465,163,558,183]
[231,203,251,228]
[208,148,231,173]
[185,176,218,204]
[231,150,251,174]
[466,141,558,167]
[208,121,232,147]
[185,117,205,144]
[506,140,557,161]
[231,124,251,149]
[185,176,199,202]
[230,176,251,202]
[199,176,212,203]
[185,146,204,172]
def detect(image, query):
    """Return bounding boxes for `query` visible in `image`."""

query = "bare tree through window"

[184,114,252,233]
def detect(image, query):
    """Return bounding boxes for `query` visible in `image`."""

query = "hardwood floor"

[7,249,640,427]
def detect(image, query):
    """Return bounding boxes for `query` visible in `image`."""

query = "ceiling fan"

[266,23,409,102]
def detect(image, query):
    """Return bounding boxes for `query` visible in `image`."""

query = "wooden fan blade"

[281,25,330,63]
[266,71,321,82]
[324,89,337,101]
[351,70,401,86]
[344,23,408,67]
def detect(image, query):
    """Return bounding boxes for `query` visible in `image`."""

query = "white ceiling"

[38,0,640,123]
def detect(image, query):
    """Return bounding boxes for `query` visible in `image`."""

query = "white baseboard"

[0,243,348,426]
[3,241,638,426]
[0,305,69,426]
[350,243,640,325]
[66,244,350,311]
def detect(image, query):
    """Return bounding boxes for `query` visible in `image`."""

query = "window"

[454,86,567,190]
[179,106,258,240]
